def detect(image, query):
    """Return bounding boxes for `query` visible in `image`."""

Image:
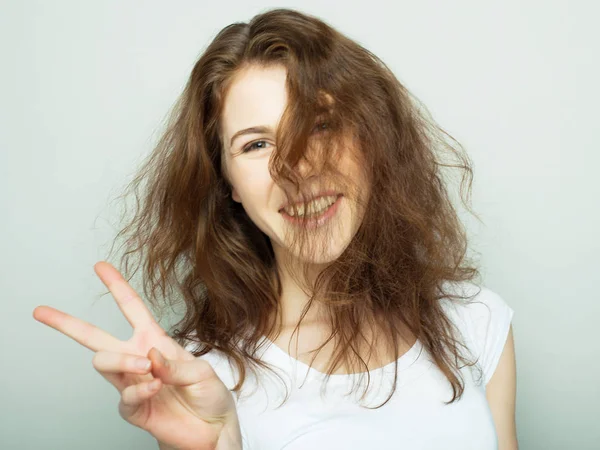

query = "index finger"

[33,305,122,352]
[94,261,158,330]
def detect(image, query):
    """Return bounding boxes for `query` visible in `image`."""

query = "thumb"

[148,347,215,386]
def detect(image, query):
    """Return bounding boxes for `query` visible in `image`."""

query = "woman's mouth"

[280,194,343,229]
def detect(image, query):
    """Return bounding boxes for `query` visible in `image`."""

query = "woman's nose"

[294,144,324,179]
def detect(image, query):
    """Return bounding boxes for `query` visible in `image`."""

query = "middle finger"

[93,262,157,330]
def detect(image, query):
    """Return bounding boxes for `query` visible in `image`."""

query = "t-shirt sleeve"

[476,287,515,385]
[183,334,239,390]
[443,283,515,386]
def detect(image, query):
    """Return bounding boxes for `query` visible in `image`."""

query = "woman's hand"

[33,261,241,450]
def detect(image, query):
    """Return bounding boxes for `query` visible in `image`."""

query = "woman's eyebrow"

[229,125,274,148]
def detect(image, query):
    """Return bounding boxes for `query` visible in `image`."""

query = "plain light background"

[2,1,598,449]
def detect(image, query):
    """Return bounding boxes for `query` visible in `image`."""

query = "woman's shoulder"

[439,280,515,385]
[439,280,512,314]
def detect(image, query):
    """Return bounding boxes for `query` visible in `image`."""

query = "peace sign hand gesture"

[33,262,242,450]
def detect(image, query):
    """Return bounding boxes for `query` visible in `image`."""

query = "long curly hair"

[105,7,485,409]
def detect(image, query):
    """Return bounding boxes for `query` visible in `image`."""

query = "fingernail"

[154,349,165,364]
[135,358,151,370]
[147,379,160,391]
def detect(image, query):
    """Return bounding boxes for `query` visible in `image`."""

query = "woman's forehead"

[222,65,288,145]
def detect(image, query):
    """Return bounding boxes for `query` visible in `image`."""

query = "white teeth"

[284,195,338,217]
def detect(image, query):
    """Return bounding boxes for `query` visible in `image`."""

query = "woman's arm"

[486,325,519,450]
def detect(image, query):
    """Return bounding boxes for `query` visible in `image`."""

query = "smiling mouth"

[279,194,343,228]
[279,192,343,213]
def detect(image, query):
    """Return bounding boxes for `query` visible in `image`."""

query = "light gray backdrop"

[2,1,598,449]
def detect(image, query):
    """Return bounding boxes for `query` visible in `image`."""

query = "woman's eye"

[242,140,272,153]
[314,121,329,132]
[242,123,328,153]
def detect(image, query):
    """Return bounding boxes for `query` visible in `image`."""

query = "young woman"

[33,8,518,450]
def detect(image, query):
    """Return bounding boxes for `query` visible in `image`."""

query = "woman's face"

[220,64,369,264]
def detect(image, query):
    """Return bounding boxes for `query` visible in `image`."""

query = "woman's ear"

[231,188,241,203]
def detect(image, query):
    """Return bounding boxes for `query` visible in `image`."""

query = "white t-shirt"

[187,281,515,450]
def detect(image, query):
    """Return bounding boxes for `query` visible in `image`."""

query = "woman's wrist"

[215,413,243,450]
[157,442,176,450]
[156,414,243,450]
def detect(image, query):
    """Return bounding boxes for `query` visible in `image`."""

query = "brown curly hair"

[105,7,485,409]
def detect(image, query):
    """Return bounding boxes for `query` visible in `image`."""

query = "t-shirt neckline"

[259,335,424,381]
